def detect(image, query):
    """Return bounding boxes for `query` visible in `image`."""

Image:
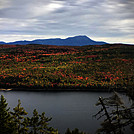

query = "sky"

[0,0,134,44]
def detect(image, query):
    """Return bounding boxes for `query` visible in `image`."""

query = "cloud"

[0,0,134,43]
[0,0,11,9]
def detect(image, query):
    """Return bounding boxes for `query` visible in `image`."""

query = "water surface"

[0,91,129,134]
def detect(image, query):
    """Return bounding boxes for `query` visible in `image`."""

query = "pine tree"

[11,99,28,134]
[65,128,86,134]
[65,128,72,134]
[29,109,39,134]
[95,91,134,134]
[0,95,14,134]
[0,95,58,134]
[29,109,58,134]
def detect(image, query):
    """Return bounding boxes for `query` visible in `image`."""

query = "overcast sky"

[0,0,134,44]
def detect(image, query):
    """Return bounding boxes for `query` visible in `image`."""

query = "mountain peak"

[67,35,90,39]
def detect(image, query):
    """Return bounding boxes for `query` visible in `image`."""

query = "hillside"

[0,44,133,91]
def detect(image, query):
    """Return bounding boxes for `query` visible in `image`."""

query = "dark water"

[0,91,130,134]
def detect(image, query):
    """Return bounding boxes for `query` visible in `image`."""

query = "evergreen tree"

[29,109,39,134]
[95,91,134,134]
[65,128,86,134]
[29,109,58,134]
[0,95,58,134]
[0,95,14,134]
[11,99,28,134]
[65,128,72,134]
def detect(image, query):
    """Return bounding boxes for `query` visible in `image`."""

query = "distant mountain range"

[0,35,107,46]
[0,41,5,44]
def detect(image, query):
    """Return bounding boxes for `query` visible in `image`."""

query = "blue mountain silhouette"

[0,35,107,46]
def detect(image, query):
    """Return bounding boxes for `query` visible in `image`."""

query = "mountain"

[0,41,6,44]
[1,35,107,46]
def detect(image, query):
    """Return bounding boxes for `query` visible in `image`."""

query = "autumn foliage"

[0,44,133,91]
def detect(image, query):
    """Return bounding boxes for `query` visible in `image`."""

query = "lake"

[0,91,130,134]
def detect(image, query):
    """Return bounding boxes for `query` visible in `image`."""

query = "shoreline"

[0,87,126,92]
[0,88,12,91]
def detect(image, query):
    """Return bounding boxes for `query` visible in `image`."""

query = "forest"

[0,44,133,92]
